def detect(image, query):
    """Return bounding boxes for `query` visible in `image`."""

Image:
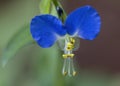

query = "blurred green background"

[0,0,120,86]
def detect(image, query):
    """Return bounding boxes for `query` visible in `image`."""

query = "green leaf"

[50,1,58,17]
[1,0,58,67]
[1,25,34,67]
[39,0,52,14]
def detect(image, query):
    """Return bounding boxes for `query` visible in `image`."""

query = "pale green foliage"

[2,25,33,67]
[1,0,58,67]
[39,0,52,14]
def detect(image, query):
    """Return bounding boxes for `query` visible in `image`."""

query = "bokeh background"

[0,0,120,86]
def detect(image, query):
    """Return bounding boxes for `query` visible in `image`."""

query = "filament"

[62,57,76,76]
[62,58,68,76]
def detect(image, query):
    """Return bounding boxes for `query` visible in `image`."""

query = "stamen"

[73,71,77,76]
[66,43,74,50]
[62,54,74,59]
[62,56,76,77]
[68,57,73,76]
[62,58,68,76]
[70,38,75,44]
[62,37,77,76]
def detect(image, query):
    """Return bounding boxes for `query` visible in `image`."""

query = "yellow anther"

[68,54,74,58]
[70,38,75,44]
[67,47,72,50]
[67,42,73,46]
[67,42,74,50]
[71,54,74,57]
[62,54,68,59]
[63,72,68,76]
[62,54,74,59]
[73,71,77,76]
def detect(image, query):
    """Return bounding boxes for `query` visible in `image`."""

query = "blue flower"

[30,5,101,76]
[30,5,101,48]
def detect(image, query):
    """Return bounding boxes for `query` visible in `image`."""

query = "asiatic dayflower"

[30,5,101,76]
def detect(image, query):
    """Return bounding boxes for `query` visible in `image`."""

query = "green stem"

[52,0,67,22]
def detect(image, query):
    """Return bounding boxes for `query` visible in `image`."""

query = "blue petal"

[30,14,66,48]
[65,5,101,40]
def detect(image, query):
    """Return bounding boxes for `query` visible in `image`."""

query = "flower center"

[62,37,76,76]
